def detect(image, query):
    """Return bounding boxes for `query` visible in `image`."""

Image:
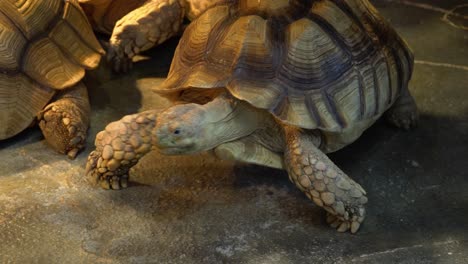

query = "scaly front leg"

[86,110,160,189]
[107,0,185,72]
[284,127,368,233]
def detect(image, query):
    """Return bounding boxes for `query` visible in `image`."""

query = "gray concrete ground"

[1,0,467,263]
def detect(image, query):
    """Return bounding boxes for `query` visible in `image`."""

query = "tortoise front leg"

[86,110,160,189]
[284,127,368,233]
[38,82,90,159]
[107,0,185,72]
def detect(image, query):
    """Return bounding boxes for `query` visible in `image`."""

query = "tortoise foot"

[38,100,87,159]
[85,111,159,189]
[107,37,134,73]
[86,149,133,190]
[386,105,419,130]
[387,111,419,130]
[386,89,419,130]
[326,204,366,234]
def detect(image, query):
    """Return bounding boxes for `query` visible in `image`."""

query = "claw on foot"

[85,149,132,190]
[326,205,365,234]
[107,35,137,73]
[386,95,419,130]
[387,110,419,130]
[67,148,79,159]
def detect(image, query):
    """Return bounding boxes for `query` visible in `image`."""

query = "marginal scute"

[0,0,62,39]
[0,74,54,139]
[156,6,230,94]
[63,0,104,54]
[0,14,27,70]
[23,38,85,90]
[49,20,101,69]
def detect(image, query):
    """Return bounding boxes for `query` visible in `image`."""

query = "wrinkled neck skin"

[196,95,274,151]
[155,93,284,155]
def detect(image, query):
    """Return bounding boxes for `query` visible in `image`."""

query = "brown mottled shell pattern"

[158,0,414,132]
[0,0,103,139]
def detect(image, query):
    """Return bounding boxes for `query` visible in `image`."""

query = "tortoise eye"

[174,129,181,135]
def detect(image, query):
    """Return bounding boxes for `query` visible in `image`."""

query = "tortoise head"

[154,95,263,155]
[155,103,209,155]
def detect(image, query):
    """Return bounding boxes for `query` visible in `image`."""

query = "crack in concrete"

[355,244,424,260]
[442,4,468,30]
[415,60,468,71]
[353,239,462,261]
[383,0,468,30]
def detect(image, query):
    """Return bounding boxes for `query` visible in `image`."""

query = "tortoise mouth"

[156,143,197,155]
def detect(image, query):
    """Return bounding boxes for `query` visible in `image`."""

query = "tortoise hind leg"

[386,87,419,130]
[283,127,368,233]
[38,82,90,159]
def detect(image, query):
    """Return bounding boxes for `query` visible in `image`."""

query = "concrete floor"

[1,0,467,263]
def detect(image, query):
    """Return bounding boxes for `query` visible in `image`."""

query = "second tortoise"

[79,0,222,72]
[0,0,104,158]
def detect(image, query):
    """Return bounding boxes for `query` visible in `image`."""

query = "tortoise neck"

[200,95,271,149]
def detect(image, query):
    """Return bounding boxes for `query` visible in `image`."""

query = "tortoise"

[78,0,221,72]
[0,0,104,158]
[86,0,418,233]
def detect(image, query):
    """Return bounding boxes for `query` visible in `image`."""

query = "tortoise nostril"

[174,129,181,135]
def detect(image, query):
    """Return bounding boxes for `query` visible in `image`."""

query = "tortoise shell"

[157,0,414,132]
[0,0,103,139]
